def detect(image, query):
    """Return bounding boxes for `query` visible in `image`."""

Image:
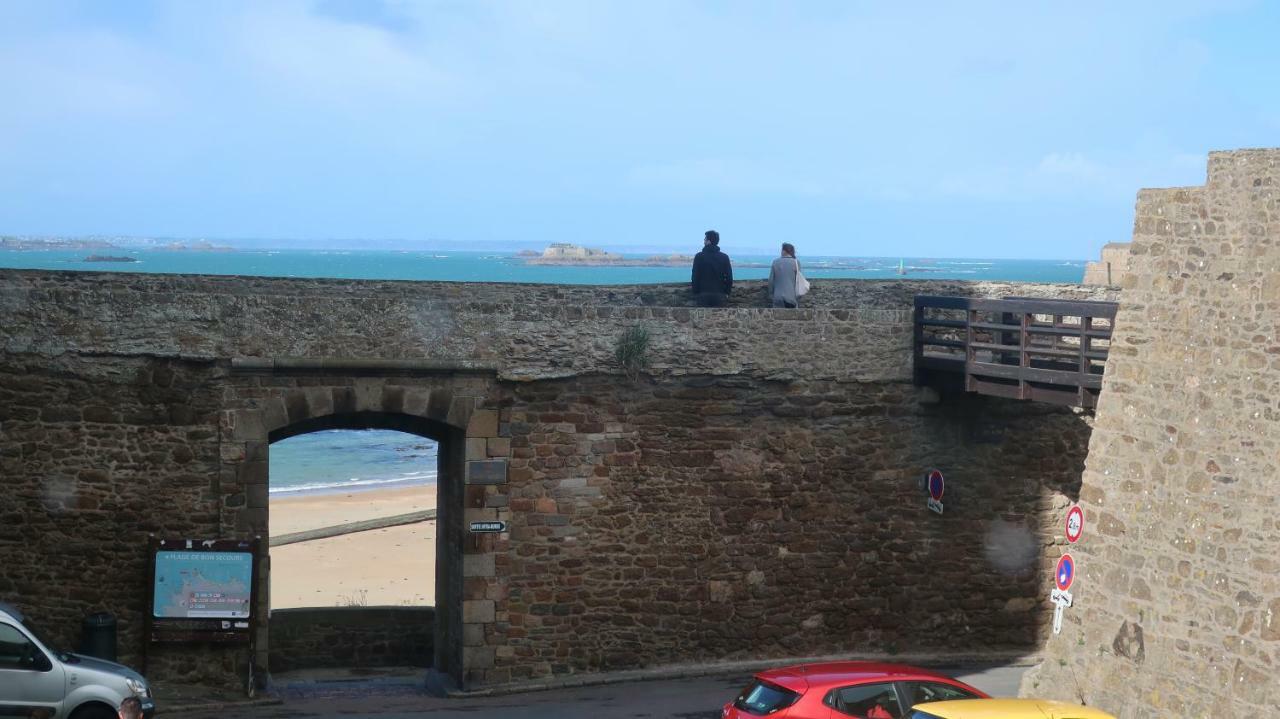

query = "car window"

[830,682,904,719]
[904,681,978,705]
[0,623,38,670]
[732,680,801,716]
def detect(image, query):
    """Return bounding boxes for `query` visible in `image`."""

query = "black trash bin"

[80,612,117,661]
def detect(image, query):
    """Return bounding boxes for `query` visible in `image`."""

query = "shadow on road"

[181,663,1029,719]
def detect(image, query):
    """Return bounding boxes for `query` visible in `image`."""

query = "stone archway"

[218,367,507,687]
[267,412,457,676]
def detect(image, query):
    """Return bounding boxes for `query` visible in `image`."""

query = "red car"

[722,662,989,719]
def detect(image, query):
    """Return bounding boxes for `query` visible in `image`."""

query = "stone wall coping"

[3,272,1116,384]
[231,357,498,374]
[0,268,1112,308]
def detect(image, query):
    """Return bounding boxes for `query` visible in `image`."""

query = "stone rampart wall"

[0,272,1115,687]
[0,272,1112,382]
[1083,243,1131,286]
[268,607,434,673]
[485,375,1090,682]
[1025,149,1280,716]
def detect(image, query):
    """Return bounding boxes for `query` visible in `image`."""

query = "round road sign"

[1065,505,1084,544]
[927,470,945,501]
[1055,554,1076,592]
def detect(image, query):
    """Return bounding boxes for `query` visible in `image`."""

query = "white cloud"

[934,144,1213,201]
[224,2,463,109]
[0,28,173,123]
[1036,152,1105,181]
[628,158,828,197]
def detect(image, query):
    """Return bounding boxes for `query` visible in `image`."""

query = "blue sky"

[0,1,1276,258]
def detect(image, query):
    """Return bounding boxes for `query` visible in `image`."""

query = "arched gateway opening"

[267,412,465,681]
[220,368,502,689]
[267,420,444,673]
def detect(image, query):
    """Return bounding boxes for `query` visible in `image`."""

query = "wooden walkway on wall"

[913,295,1119,408]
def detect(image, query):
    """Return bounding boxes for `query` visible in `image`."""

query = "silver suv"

[0,603,155,718]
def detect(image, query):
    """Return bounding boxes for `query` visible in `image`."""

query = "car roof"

[912,698,1116,719]
[755,661,966,693]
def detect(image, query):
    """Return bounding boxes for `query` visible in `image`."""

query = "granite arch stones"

[219,364,508,687]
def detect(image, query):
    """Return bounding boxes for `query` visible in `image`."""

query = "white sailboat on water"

[896,259,906,275]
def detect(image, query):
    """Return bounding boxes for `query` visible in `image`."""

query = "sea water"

[0,248,1087,284]
[2,247,1086,495]
[269,430,438,496]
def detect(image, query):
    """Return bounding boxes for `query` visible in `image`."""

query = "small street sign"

[927,470,945,500]
[1050,588,1074,635]
[1065,505,1084,544]
[469,521,507,533]
[1055,553,1075,592]
[1051,553,1076,635]
[926,469,945,515]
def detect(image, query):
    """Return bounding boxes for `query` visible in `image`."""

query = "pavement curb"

[448,650,1043,698]
[162,696,284,713]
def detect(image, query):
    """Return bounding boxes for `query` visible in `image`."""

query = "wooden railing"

[913,295,1119,408]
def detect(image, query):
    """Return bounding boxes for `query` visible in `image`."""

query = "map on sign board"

[152,551,253,619]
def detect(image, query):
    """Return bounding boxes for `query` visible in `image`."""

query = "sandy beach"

[269,485,437,609]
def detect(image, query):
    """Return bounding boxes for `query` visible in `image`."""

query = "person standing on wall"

[768,242,808,308]
[691,229,733,307]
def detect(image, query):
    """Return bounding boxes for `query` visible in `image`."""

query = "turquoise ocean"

[2,247,1086,495]
[268,430,438,497]
[0,248,1086,284]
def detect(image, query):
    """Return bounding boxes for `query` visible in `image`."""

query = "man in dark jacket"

[691,229,733,306]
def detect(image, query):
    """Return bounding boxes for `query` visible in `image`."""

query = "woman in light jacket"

[768,242,801,308]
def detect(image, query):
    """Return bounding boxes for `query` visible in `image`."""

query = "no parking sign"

[926,469,944,515]
[1051,553,1075,635]
[1055,553,1075,592]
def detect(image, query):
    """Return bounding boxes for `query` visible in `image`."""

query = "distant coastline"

[2,236,233,252]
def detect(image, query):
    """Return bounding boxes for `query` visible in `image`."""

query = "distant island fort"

[518,243,944,273]
[83,255,139,263]
[521,243,694,267]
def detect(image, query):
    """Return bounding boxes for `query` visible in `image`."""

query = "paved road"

[180,663,1029,719]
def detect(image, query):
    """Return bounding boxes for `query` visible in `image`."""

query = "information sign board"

[147,538,260,644]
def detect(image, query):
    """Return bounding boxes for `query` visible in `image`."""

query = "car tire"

[70,703,118,719]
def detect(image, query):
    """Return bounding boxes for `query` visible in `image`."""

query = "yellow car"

[910,698,1117,719]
